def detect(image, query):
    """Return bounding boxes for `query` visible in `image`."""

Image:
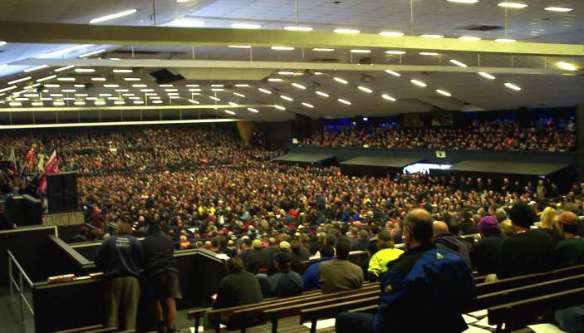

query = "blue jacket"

[302,257,332,291]
[372,244,475,333]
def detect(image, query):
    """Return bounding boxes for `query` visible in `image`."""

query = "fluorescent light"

[337,98,351,105]
[233,92,246,98]
[504,82,522,91]
[351,49,371,54]
[334,28,360,34]
[313,48,335,52]
[99,93,112,97]
[133,100,145,105]
[140,89,154,92]
[410,79,427,88]
[301,102,314,109]
[316,91,330,98]
[247,108,259,113]
[449,59,468,67]
[556,61,579,71]
[74,101,86,106]
[228,102,239,106]
[114,100,126,105]
[447,0,479,3]
[419,52,440,56]
[379,31,404,37]
[90,9,137,24]
[24,65,49,73]
[545,7,573,13]
[104,84,119,88]
[189,88,201,92]
[91,77,107,82]
[188,99,200,104]
[284,26,313,32]
[495,38,516,43]
[271,46,295,51]
[0,41,6,47]
[79,49,106,58]
[53,101,66,106]
[36,75,57,83]
[0,119,239,129]
[31,102,44,106]
[62,89,76,93]
[498,2,527,9]
[44,84,60,88]
[358,86,373,93]
[228,45,251,49]
[436,89,452,97]
[54,65,75,72]
[164,18,205,27]
[8,102,22,107]
[132,84,147,88]
[274,105,286,111]
[278,71,298,76]
[268,78,283,82]
[124,77,141,81]
[231,23,262,29]
[280,95,294,102]
[384,70,401,77]
[333,77,348,84]
[211,88,224,92]
[57,77,76,82]
[225,110,236,115]
[113,69,133,73]
[385,50,406,55]
[74,68,95,73]
[421,34,444,38]
[381,94,396,102]
[115,89,129,92]
[151,100,163,104]
[209,96,221,101]
[292,83,307,90]
[235,84,250,87]
[210,84,224,87]
[258,88,272,94]
[75,93,88,97]
[8,77,32,85]
[459,35,481,41]
[478,72,496,80]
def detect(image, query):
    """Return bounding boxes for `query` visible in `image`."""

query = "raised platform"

[340,156,424,177]
[272,152,336,166]
[450,160,572,176]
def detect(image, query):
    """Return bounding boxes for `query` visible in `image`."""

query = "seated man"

[319,237,364,293]
[213,257,263,309]
[336,208,475,333]
[555,211,584,268]
[433,221,471,267]
[497,203,555,278]
[302,244,334,291]
[367,230,404,281]
[268,252,303,297]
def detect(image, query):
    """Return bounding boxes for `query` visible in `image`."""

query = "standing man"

[143,222,181,333]
[336,209,475,333]
[95,221,144,331]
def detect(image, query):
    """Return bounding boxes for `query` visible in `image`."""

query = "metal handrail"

[7,249,35,320]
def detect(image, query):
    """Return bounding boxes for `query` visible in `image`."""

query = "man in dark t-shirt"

[498,203,555,278]
[555,211,584,268]
[142,223,180,333]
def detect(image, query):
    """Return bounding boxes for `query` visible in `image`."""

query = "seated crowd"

[0,125,583,332]
[302,117,576,152]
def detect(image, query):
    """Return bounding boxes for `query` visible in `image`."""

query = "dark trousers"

[336,312,375,333]
[104,276,140,330]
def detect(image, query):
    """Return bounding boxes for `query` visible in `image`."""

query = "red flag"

[37,150,60,193]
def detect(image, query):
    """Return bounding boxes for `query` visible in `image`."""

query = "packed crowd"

[302,118,577,151]
[0,127,276,177]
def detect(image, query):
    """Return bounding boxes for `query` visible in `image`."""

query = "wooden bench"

[187,283,379,333]
[299,273,584,333]
[51,325,134,333]
[488,286,584,332]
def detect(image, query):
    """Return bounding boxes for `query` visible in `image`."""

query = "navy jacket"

[95,235,144,279]
[302,257,332,291]
[372,244,475,333]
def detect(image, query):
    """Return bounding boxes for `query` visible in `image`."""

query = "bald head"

[404,208,434,245]
[558,211,578,226]
[433,221,450,237]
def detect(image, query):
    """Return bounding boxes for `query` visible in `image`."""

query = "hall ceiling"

[0,0,583,123]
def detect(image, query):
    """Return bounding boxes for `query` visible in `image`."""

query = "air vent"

[459,24,503,31]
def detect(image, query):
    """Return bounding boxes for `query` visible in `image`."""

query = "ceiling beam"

[10,58,574,75]
[0,104,276,113]
[0,119,240,130]
[0,21,583,57]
